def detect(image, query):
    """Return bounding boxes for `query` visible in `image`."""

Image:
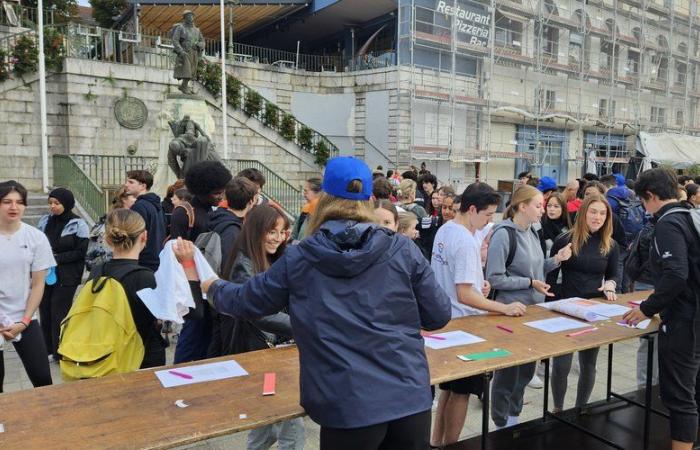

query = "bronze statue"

[172,10,205,95]
[167,115,220,178]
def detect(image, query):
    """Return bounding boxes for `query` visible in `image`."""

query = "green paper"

[457,348,512,361]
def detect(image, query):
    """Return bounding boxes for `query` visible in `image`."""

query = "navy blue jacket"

[209,220,451,428]
[131,192,165,271]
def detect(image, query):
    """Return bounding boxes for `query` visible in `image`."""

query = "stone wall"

[0,58,321,192]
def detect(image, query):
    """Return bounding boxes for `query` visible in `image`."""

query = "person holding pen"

[197,157,451,450]
[548,195,619,413]
[430,182,526,447]
[623,168,700,450]
[485,184,572,429]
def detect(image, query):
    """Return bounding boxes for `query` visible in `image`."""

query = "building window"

[676,110,684,126]
[651,106,666,124]
[627,50,640,75]
[677,62,687,85]
[599,99,616,118]
[535,88,556,112]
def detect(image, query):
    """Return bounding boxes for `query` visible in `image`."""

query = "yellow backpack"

[57,266,145,381]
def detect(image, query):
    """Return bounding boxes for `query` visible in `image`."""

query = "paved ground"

[1,332,647,449]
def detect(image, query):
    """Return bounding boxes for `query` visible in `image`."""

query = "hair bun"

[109,227,129,244]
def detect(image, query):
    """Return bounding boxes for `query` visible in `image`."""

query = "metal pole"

[228,1,233,56]
[38,0,48,192]
[295,40,300,70]
[220,0,228,159]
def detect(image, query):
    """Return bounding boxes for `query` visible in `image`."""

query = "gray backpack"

[194,231,222,275]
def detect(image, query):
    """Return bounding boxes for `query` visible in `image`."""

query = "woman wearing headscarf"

[37,188,89,361]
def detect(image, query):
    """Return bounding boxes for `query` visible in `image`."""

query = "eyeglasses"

[267,229,288,240]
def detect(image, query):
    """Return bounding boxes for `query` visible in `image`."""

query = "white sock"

[506,415,519,427]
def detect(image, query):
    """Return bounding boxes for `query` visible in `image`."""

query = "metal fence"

[53,154,108,221]
[0,4,54,28]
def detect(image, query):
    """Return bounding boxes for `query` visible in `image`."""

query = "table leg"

[543,358,550,422]
[606,343,614,401]
[643,335,654,450]
[482,372,492,450]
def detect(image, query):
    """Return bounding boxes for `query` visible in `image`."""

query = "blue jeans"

[174,305,213,364]
[247,418,305,450]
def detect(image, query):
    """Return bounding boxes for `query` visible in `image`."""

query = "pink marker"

[567,327,598,337]
[422,333,446,341]
[169,370,193,379]
[496,325,513,333]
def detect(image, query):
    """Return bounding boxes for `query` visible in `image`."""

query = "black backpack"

[610,195,646,245]
[624,221,654,283]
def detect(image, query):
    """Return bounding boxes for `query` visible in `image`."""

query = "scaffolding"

[396,0,700,186]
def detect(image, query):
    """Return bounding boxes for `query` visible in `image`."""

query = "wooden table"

[0,292,656,449]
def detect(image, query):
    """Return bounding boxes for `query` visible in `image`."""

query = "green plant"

[244,89,263,117]
[0,48,9,82]
[196,60,221,96]
[84,89,97,101]
[314,140,331,166]
[280,113,296,140]
[12,34,38,76]
[298,125,313,150]
[104,71,117,87]
[686,164,700,177]
[226,75,241,107]
[43,27,65,72]
[89,0,128,28]
[263,102,279,129]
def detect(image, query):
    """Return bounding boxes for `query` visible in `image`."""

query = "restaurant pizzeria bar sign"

[436,0,490,46]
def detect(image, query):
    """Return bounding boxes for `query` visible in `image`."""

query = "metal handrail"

[53,154,108,221]
[70,154,303,218]
[0,4,54,29]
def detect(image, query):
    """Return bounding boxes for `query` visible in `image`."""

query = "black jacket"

[130,193,166,271]
[38,215,89,286]
[640,202,700,322]
[171,196,211,242]
[549,231,619,300]
[228,253,293,354]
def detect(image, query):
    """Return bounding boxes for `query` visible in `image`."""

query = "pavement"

[1,331,647,449]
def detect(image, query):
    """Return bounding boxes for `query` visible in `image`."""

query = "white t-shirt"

[431,220,485,318]
[0,223,56,322]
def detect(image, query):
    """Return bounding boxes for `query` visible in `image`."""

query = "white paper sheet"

[538,298,629,322]
[155,360,249,388]
[423,330,485,350]
[524,317,590,333]
[617,319,651,330]
[138,241,218,323]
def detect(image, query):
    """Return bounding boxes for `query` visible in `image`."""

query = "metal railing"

[70,154,303,217]
[222,159,303,217]
[231,74,340,162]
[0,28,33,53]
[53,154,108,221]
[0,4,54,29]
[72,154,158,187]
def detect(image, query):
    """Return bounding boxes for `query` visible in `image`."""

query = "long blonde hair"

[105,208,146,252]
[306,180,376,235]
[505,185,541,220]
[569,195,614,256]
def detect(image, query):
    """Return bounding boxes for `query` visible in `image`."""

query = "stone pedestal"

[152,93,216,196]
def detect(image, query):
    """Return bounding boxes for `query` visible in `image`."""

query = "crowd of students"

[0,159,699,450]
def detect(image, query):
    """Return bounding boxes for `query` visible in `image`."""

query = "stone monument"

[151,10,223,196]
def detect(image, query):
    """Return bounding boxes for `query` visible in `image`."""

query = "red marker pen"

[496,325,513,333]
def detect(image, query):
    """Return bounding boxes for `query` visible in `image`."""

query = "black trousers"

[0,320,53,392]
[658,319,700,443]
[319,410,431,450]
[39,284,78,357]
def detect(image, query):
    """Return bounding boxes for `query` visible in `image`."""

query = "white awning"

[636,131,700,169]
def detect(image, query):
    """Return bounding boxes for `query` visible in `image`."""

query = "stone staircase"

[23,193,46,227]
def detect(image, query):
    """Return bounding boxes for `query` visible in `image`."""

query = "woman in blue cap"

[194,156,452,450]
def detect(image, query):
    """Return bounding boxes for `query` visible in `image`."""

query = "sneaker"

[528,374,544,389]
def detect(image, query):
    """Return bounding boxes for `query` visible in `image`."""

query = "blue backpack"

[609,195,645,245]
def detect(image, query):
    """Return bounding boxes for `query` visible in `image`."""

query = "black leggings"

[40,284,78,357]
[0,320,53,393]
[320,410,431,450]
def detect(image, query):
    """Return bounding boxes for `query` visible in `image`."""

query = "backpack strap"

[504,227,517,269]
[91,263,149,294]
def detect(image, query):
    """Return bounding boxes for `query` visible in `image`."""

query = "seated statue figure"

[167,115,220,179]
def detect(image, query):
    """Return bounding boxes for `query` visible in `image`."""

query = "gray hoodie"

[485,219,559,305]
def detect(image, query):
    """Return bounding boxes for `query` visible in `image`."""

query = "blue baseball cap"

[613,173,626,187]
[322,156,373,200]
[537,176,558,193]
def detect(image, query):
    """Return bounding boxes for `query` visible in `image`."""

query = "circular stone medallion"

[114,97,148,129]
